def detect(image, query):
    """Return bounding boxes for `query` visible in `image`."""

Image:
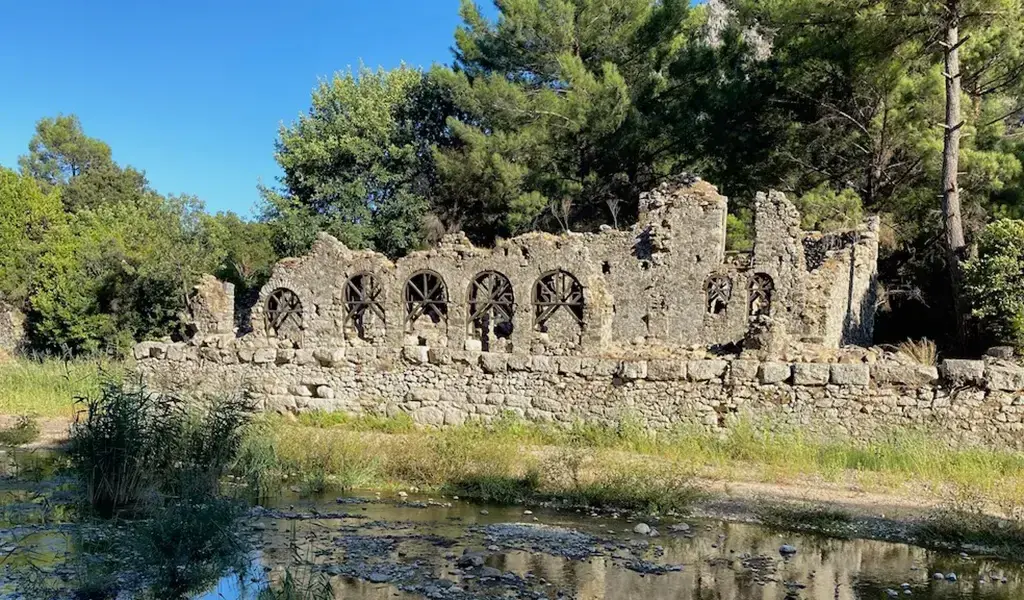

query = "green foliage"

[795,186,864,232]
[0,415,40,446]
[67,379,253,517]
[271,65,440,258]
[964,219,1024,349]
[18,115,113,189]
[0,169,64,305]
[726,210,753,251]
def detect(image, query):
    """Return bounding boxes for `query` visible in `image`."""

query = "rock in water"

[633,523,651,535]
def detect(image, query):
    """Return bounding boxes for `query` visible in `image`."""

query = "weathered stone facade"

[133,180,1024,448]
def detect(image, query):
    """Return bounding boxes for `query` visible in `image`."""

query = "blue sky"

[0,0,489,216]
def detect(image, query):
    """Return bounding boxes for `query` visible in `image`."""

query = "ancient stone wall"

[135,344,1024,449]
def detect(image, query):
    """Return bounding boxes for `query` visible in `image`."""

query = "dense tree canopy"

[3,0,1024,356]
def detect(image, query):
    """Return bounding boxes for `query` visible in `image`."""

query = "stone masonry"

[134,179,1024,448]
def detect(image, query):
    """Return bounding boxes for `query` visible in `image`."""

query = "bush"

[964,219,1024,351]
[68,379,253,517]
[0,415,40,446]
[795,185,864,232]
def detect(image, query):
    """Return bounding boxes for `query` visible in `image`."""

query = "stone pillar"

[189,275,235,337]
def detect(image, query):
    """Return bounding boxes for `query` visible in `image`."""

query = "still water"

[3,483,1023,599]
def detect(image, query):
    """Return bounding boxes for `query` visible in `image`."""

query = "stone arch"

[749,273,774,317]
[343,272,385,339]
[404,270,448,330]
[266,287,303,340]
[533,270,584,333]
[467,271,515,350]
[705,275,732,315]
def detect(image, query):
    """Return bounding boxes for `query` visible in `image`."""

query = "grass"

[0,415,40,446]
[245,411,1024,518]
[757,502,855,538]
[0,357,122,418]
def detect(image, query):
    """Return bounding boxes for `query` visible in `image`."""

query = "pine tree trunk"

[941,0,968,349]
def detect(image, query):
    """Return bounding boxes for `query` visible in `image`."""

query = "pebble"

[367,572,389,583]
[779,544,797,556]
[398,491,408,498]
[633,523,651,535]
[932,573,944,580]
[524,510,533,515]
[945,573,958,582]
[480,509,489,515]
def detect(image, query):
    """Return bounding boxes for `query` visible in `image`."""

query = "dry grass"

[896,338,938,366]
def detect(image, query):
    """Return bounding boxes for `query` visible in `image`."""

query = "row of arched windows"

[705,273,774,317]
[264,269,585,340]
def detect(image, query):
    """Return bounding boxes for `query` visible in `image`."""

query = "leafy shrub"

[795,185,864,232]
[964,219,1024,350]
[0,415,40,446]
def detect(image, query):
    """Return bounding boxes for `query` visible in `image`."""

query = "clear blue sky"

[0,0,491,216]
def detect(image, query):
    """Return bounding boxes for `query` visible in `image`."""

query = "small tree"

[963,219,1024,350]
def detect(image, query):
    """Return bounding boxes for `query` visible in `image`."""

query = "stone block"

[830,363,869,386]
[506,353,531,371]
[759,362,791,384]
[275,349,295,365]
[315,385,335,399]
[294,349,316,366]
[252,348,276,364]
[313,348,345,366]
[480,352,508,374]
[403,345,429,364]
[427,347,452,365]
[729,360,759,382]
[986,346,1017,360]
[647,360,686,381]
[618,360,648,380]
[347,347,377,364]
[986,362,1024,391]
[412,406,444,426]
[133,342,157,360]
[237,348,255,363]
[165,344,184,362]
[941,359,985,386]
[792,363,830,386]
[409,388,440,403]
[688,360,728,381]
[464,339,483,352]
[288,385,312,397]
[870,363,939,386]
[443,408,467,426]
[556,356,582,375]
[531,355,554,373]
[594,359,620,377]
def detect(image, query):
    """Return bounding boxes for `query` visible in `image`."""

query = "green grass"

[256,410,1024,517]
[0,415,40,446]
[757,503,855,538]
[0,358,123,418]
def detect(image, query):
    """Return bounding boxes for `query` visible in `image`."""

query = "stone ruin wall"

[134,180,1024,449]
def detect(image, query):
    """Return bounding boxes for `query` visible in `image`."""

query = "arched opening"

[404,270,448,330]
[266,288,303,340]
[749,273,774,317]
[705,275,732,315]
[533,270,584,333]
[468,271,514,351]
[344,272,385,339]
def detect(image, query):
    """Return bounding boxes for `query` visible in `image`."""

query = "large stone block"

[313,348,345,367]
[870,363,939,386]
[403,345,429,364]
[412,406,444,426]
[830,363,869,386]
[252,348,276,364]
[647,360,686,381]
[792,363,830,386]
[986,362,1024,392]
[941,359,985,386]
[556,356,582,375]
[688,360,728,381]
[759,362,791,384]
[618,360,648,380]
[729,360,759,382]
[480,352,508,374]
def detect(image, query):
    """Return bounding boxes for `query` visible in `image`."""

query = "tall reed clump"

[67,378,254,517]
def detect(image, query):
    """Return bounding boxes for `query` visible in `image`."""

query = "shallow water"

[3,461,1024,600]
[208,491,1024,600]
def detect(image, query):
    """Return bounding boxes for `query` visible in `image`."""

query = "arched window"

[344,273,385,338]
[749,273,774,317]
[266,288,303,338]
[533,270,584,330]
[468,271,515,344]
[404,270,448,326]
[705,275,732,315]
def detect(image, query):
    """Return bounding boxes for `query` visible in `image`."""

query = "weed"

[443,471,541,504]
[758,503,855,538]
[0,415,41,446]
[896,338,938,366]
